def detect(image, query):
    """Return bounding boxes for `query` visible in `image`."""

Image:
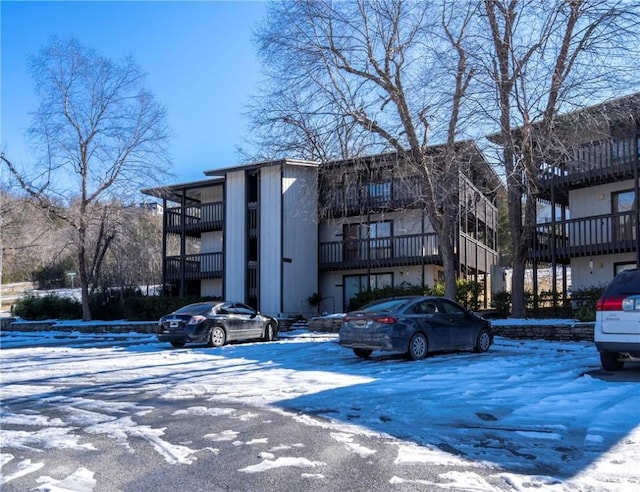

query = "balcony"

[319,179,425,218]
[166,202,224,235]
[319,233,440,271]
[165,252,223,281]
[529,210,637,262]
[538,137,638,198]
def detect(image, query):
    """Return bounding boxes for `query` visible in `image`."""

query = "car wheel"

[353,348,372,359]
[208,326,226,347]
[263,322,275,342]
[600,351,624,371]
[407,333,428,360]
[170,341,185,348]
[474,329,491,353]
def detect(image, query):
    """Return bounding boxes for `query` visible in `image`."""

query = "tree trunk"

[77,244,92,321]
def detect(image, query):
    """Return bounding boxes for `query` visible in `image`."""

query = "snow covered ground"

[1,328,638,491]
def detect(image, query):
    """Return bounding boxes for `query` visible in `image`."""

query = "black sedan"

[339,296,492,360]
[157,301,278,348]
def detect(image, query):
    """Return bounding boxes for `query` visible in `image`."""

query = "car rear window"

[360,299,412,313]
[174,303,217,315]
[604,270,640,296]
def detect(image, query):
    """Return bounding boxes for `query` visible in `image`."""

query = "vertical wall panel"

[282,165,318,315]
[225,171,246,301]
[259,165,282,313]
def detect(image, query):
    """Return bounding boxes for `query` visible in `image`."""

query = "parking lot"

[1,329,638,491]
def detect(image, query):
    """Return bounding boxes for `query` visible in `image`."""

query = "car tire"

[600,351,624,371]
[353,348,372,359]
[170,341,185,348]
[208,326,226,347]
[263,322,275,342]
[474,329,491,353]
[407,333,428,361]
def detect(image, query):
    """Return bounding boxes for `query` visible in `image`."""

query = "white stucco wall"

[202,231,223,254]
[568,179,634,219]
[318,264,441,313]
[319,210,429,242]
[201,279,223,298]
[201,185,223,203]
[571,253,637,291]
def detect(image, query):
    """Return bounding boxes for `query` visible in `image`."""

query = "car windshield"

[174,303,218,315]
[604,270,640,296]
[359,298,414,313]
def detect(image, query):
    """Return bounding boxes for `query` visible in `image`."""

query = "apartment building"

[316,146,501,312]
[143,146,501,316]
[528,93,639,297]
[143,159,319,316]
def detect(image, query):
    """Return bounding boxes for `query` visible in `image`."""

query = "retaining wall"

[2,317,595,342]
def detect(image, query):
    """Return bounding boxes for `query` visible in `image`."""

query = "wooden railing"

[165,252,223,280]
[166,202,224,232]
[319,233,440,270]
[530,210,637,260]
[538,136,638,185]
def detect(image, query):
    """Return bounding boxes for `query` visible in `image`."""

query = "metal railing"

[531,210,637,259]
[319,233,440,270]
[166,202,224,232]
[165,252,223,280]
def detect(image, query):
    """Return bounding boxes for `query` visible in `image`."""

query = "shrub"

[346,279,482,311]
[492,291,511,316]
[571,285,605,322]
[11,290,220,321]
[12,294,82,320]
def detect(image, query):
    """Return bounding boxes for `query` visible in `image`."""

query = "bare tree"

[0,190,74,285]
[253,0,484,299]
[477,0,639,317]
[1,37,172,320]
[99,205,163,293]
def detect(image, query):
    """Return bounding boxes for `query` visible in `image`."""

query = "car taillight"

[188,315,206,325]
[597,295,640,311]
[343,316,397,324]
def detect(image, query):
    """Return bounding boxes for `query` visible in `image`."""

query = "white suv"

[594,268,640,371]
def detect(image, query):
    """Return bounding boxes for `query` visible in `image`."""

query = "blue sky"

[1,0,268,184]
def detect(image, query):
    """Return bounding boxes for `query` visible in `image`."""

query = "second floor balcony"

[319,233,440,271]
[165,252,223,281]
[529,210,638,262]
[166,202,224,235]
[538,136,638,196]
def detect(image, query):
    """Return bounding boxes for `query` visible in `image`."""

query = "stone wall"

[3,319,157,334]
[491,322,594,342]
[2,317,595,342]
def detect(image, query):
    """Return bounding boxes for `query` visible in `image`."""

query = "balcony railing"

[538,136,638,188]
[319,179,425,217]
[165,252,223,281]
[319,233,440,271]
[166,202,224,233]
[529,210,637,261]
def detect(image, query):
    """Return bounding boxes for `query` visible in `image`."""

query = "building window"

[369,221,392,259]
[343,273,393,310]
[367,181,392,207]
[612,189,636,242]
[614,262,637,275]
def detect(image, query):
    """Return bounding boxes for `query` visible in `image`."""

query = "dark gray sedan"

[157,301,278,348]
[339,296,492,360]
